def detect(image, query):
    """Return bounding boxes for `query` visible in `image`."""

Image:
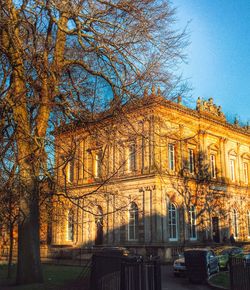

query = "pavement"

[161,264,212,290]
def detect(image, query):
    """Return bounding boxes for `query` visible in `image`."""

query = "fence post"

[229,257,234,290]
[155,261,162,290]
[90,255,97,290]
[120,260,125,290]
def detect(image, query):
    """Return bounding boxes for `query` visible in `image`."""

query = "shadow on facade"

[48,211,235,262]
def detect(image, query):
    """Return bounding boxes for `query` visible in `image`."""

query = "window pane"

[233,210,238,237]
[230,159,235,181]
[168,144,175,171]
[168,203,178,240]
[244,163,248,184]
[67,210,74,241]
[189,149,195,173]
[210,155,216,178]
[189,206,196,239]
[128,203,138,240]
[129,143,136,171]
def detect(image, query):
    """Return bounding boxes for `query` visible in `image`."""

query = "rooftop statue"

[196,97,226,121]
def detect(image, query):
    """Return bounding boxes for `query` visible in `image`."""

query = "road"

[161,265,212,290]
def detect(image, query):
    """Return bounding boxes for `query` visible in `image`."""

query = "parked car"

[214,246,243,270]
[98,246,131,257]
[184,248,219,283]
[242,245,250,265]
[173,253,186,276]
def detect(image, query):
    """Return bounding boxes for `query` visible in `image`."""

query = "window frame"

[229,158,236,181]
[94,150,102,178]
[232,209,239,238]
[243,162,249,184]
[188,148,195,174]
[168,143,175,171]
[210,154,216,179]
[67,209,74,241]
[247,211,250,238]
[128,202,139,241]
[128,143,136,172]
[189,205,197,240]
[67,159,74,183]
[168,203,178,241]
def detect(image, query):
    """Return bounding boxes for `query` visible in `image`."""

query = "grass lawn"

[0,263,85,289]
[209,271,230,289]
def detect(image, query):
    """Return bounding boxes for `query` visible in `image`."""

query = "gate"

[90,254,161,290]
[229,257,250,290]
[120,259,161,290]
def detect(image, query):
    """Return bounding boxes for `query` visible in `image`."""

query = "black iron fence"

[90,254,161,290]
[229,257,250,290]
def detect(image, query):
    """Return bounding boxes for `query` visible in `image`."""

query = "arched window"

[168,203,178,241]
[67,209,74,241]
[232,209,239,238]
[247,211,250,237]
[128,202,138,241]
[189,205,197,240]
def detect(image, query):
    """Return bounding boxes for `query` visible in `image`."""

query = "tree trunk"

[7,223,14,279]
[16,182,43,285]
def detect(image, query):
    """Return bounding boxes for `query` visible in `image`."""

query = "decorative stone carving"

[157,87,161,97]
[196,97,226,120]
[234,117,239,127]
[243,122,250,132]
[151,85,156,96]
[177,95,182,104]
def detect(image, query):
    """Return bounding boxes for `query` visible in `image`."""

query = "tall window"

[168,144,175,171]
[128,202,138,240]
[67,209,74,241]
[210,154,216,178]
[189,205,197,240]
[128,143,136,172]
[243,162,249,184]
[168,203,178,240]
[94,151,102,178]
[68,160,74,182]
[230,159,235,181]
[232,209,239,238]
[247,211,250,237]
[188,149,195,173]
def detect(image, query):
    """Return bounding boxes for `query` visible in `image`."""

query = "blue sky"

[173,0,250,123]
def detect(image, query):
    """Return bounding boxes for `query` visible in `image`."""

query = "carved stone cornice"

[139,185,156,192]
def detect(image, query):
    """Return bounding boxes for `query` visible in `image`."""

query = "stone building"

[52,91,250,259]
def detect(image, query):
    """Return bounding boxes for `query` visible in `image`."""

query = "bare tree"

[0,115,19,279]
[171,150,228,245]
[0,0,187,284]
